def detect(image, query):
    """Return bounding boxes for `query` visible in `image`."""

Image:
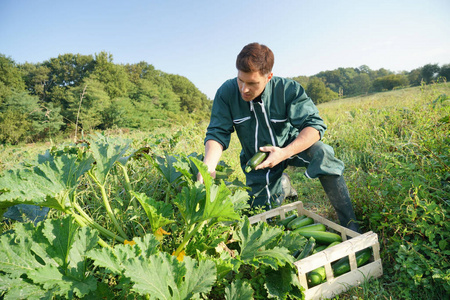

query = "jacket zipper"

[251,100,277,208]
[259,102,276,146]
[250,101,259,153]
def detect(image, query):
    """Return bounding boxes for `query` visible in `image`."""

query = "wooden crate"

[249,201,383,300]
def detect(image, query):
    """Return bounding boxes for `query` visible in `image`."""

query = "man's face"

[237,70,273,102]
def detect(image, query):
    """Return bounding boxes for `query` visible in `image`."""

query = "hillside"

[0,53,212,145]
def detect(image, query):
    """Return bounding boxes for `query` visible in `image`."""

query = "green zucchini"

[326,241,341,249]
[295,230,342,244]
[276,214,298,227]
[295,237,316,259]
[312,244,328,254]
[293,223,326,233]
[307,267,326,287]
[332,248,372,277]
[244,144,272,173]
[287,216,314,230]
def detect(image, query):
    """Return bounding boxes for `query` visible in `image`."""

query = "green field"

[1,82,449,299]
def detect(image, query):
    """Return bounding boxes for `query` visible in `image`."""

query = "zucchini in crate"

[295,230,342,244]
[294,237,316,259]
[276,214,298,227]
[307,241,343,287]
[244,144,272,173]
[293,223,326,233]
[287,216,314,230]
[332,247,372,277]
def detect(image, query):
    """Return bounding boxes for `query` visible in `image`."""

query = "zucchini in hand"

[244,144,272,173]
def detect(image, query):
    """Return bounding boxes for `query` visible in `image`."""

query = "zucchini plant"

[0,133,311,299]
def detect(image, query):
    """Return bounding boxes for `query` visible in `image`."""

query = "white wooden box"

[249,201,383,300]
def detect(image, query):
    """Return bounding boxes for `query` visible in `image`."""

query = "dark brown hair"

[236,42,274,75]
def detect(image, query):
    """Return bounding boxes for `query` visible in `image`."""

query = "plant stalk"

[70,210,111,248]
[72,203,125,243]
[118,163,138,210]
[88,171,128,240]
[173,220,207,257]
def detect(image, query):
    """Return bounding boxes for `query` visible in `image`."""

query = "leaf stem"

[72,202,125,244]
[88,171,128,240]
[173,220,207,257]
[70,210,111,248]
[118,163,138,210]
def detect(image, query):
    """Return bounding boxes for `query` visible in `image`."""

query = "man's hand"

[197,139,223,183]
[196,169,216,184]
[254,127,321,170]
[254,145,287,170]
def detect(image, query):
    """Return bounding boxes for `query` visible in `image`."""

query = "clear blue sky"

[1,0,449,99]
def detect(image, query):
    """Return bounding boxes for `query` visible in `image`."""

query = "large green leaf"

[0,152,93,211]
[0,275,53,300]
[146,152,182,184]
[0,216,99,298]
[0,223,51,277]
[131,191,174,233]
[175,183,206,225]
[235,217,294,269]
[122,252,216,299]
[189,157,240,222]
[88,134,132,184]
[225,279,254,300]
[87,233,160,275]
[28,264,97,299]
[265,266,303,300]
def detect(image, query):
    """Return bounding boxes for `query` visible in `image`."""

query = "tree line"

[292,63,450,104]
[1,51,449,145]
[0,52,211,144]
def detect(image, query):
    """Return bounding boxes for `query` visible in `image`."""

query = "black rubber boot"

[319,175,360,232]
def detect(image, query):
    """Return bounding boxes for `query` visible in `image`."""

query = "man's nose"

[241,83,249,93]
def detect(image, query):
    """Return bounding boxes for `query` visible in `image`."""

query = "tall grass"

[316,82,450,299]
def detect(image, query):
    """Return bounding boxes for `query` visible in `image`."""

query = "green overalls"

[205,76,345,208]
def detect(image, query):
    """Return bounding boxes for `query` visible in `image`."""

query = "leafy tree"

[71,77,111,131]
[371,74,409,92]
[165,74,210,114]
[408,68,422,86]
[420,64,440,84]
[43,53,95,92]
[291,75,309,88]
[357,65,372,75]
[0,91,63,143]
[347,73,371,96]
[438,64,450,82]
[125,61,157,84]
[20,62,51,100]
[92,52,130,99]
[306,77,338,104]
[0,54,25,101]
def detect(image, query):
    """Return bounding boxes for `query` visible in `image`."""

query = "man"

[198,42,359,232]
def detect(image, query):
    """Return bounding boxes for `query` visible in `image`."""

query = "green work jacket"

[205,76,327,166]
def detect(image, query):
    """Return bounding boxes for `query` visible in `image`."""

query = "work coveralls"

[205,76,345,208]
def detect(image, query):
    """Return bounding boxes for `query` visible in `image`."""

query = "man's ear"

[267,72,274,81]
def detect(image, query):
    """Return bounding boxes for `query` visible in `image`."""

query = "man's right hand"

[197,139,223,184]
[196,170,216,184]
